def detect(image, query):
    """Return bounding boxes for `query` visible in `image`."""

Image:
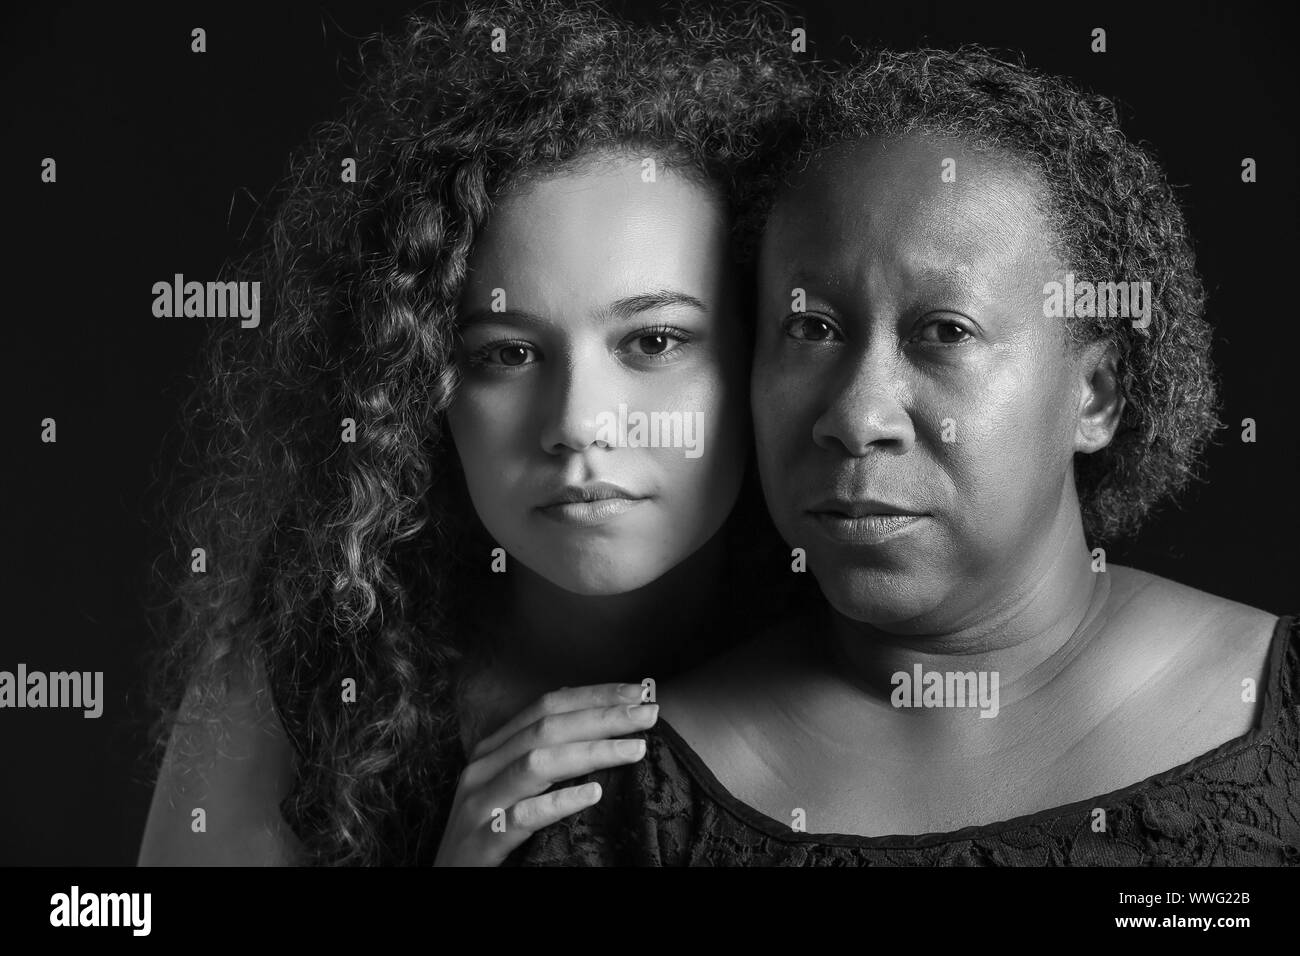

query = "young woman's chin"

[523,554,668,597]
[516,530,700,596]
[541,567,662,597]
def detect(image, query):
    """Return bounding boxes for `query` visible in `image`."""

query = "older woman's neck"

[825,500,1111,703]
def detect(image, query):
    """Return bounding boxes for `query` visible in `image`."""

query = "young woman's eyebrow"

[600,290,707,321]
[459,290,707,329]
[457,307,550,330]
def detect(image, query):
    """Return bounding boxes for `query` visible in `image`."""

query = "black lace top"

[508,615,1300,866]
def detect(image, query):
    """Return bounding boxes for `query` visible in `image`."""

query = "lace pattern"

[510,616,1300,866]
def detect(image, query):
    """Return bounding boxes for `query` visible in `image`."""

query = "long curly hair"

[143,0,811,866]
[745,45,1220,543]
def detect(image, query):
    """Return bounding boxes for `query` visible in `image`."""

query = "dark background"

[2,1,1295,865]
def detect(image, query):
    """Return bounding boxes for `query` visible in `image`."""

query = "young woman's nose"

[538,349,622,454]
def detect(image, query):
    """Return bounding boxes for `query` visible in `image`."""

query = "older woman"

[511,45,1298,865]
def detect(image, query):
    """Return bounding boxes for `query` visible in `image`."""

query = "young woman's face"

[448,151,748,595]
[753,135,1095,631]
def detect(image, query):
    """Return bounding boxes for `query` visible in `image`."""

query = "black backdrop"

[2,0,1295,865]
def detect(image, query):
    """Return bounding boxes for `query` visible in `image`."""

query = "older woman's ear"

[1074,340,1125,454]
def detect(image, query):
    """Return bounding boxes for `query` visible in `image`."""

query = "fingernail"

[626,703,659,723]
[617,683,643,702]
[616,738,646,759]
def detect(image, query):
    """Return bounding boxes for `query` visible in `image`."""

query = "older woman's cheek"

[954,364,1067,565]
[753,381,802,498]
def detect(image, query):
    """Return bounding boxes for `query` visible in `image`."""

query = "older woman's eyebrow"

[777,266,978,302]
[911,266,980,297]
[784,268,835,290]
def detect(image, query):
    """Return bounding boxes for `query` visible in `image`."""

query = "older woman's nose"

[811,348,915,457]
[538,354,617,454]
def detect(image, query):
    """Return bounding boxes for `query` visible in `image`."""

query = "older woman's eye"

[916,320,972,345]
[782,314,842,342]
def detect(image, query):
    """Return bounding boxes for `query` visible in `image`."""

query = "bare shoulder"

[138,649,302,866]
[1108,564,1279,654]
[1106,564,1280,714]
[657,613,814,761]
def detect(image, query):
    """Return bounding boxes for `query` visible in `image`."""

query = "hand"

[432,682,659,866]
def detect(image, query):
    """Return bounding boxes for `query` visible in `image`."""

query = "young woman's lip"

[537,497,649,526]
[538,481,647,509]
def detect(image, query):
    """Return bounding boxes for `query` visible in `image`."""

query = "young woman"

[510,45,1299,866]
[137,0,807,866]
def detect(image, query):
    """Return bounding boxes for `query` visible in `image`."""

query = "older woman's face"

[448,152,747,595]
[754,135,1094,630]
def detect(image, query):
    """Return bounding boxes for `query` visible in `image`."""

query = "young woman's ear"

[1074,340,1125,454]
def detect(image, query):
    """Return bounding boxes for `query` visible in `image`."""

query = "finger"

[472,702,659,783]
[470,682,646,759]
[492,738,647,805]
[476,782,603,865]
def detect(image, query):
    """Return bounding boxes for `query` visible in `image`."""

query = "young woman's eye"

[782,313,842,343]
[467,341,539,368]
[620,326,692,362]
[915,319,972,345]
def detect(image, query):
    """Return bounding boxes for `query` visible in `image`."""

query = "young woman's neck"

[490,530,730,689]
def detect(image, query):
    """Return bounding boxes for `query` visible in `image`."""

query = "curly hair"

[746,45,1220,543]
[143,0,810,866]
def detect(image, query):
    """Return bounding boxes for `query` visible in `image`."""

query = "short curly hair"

[144,0,809,866]
[748,45,1220,543]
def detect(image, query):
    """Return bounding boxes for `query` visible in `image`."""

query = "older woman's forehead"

[766,139,1054,297]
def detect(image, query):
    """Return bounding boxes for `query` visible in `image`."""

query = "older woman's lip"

[807,496,924,518]
[810,512,926,544]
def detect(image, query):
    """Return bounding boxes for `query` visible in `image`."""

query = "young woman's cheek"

[636,363,746,542]
[447,380,537,520]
